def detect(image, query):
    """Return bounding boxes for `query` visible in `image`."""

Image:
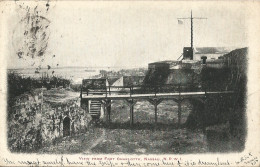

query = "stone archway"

[63,117,71,137]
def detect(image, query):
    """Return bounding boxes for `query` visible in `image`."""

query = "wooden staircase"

[89,100,101,117]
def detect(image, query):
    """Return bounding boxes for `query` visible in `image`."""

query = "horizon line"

[7,65,148,70]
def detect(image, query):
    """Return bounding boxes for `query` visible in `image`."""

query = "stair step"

[90,112,100,114]
[91,106,101,108]
[90,108,100,110]
[89,100,101,116]
[90,113,100,115]
[91,104,101,107]
[89,110,100,113]
[90,109,100,111]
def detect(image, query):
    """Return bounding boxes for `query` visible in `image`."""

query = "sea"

[8,67,123,84]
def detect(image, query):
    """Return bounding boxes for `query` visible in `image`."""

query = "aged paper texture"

[0,0,260,166]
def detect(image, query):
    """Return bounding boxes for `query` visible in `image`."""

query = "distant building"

[108,76,144,94]
[107,77,120,86]
[183,47,234,68]
[182,47,234,66]
[193,47,234,61]
[144,47,232,86]
[112,76,144,87]
[111,76,144,87]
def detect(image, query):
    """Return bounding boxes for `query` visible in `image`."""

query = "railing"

[79,83,228,97]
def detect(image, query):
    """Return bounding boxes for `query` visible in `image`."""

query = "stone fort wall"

[8,88,91,152]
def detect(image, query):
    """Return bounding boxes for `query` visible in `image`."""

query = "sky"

[2,1,248,69]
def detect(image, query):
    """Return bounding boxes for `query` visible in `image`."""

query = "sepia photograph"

[0,0,259,166]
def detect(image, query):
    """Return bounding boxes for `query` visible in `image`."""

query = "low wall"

[8,88,91,152]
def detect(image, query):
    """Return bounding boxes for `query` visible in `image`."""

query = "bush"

[7,72,71,110]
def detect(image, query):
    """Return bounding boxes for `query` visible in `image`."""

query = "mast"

[177,11,207,60]
[191,10,193,50]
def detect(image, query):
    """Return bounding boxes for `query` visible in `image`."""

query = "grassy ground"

[91,127,207,154]
[35,89,246,154]
[39,125,208,154]
[91,100,207,154]
[109,100,192,124]
[39,99,209,154]
[36,89,246,154]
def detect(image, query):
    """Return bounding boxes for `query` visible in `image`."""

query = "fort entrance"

[63,117,71,137]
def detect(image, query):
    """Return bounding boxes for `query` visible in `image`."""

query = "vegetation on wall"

[7,72,71,116]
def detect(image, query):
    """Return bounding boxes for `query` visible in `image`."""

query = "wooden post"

[147,98,163,125]
[125,99,136,127]
[107,100,111,123]
[177,83,182,126]
[103,100,112,124]
[178,100,181,126]
[130,100,134,126]
[154,103,158,124]
[101,101,106,122]
[80,86,82,97]
[86,100,89,114]
[100,100,111,123]
[80,86,83,108]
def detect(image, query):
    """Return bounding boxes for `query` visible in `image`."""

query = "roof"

[107,77,120,86]
[194,47,234,54]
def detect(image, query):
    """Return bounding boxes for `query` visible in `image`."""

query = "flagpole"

[177,11,207,60]
[191,10,193,53]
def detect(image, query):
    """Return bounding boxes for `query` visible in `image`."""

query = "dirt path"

[83,128,106,154]
[39,126,105,154]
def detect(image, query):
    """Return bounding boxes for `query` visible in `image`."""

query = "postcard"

[0,1,259,166]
